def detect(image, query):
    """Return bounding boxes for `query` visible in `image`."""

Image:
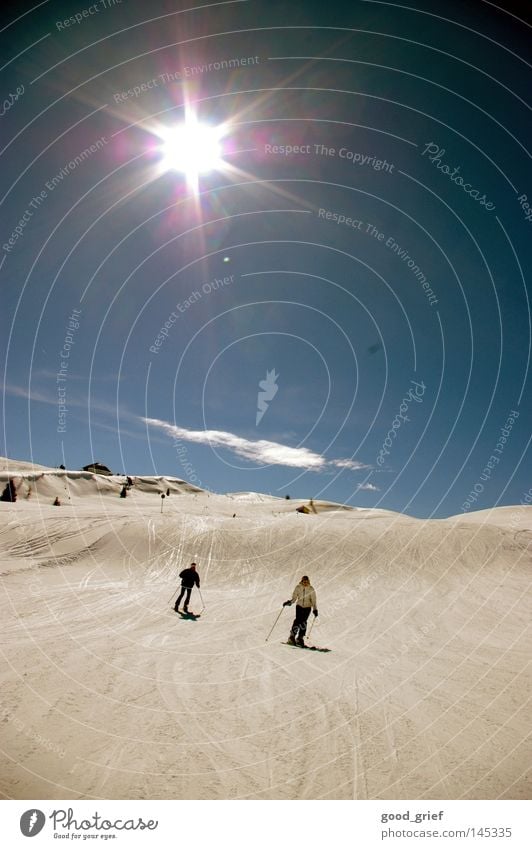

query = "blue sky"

[2,0,531,517]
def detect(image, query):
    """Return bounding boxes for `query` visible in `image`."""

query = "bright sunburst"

[158,117,225,189]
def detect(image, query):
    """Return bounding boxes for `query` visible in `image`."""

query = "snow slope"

[0,455,53,473]
[0,463,530,799]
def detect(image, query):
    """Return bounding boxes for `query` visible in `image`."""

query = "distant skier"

[174,562,200,613]
[283,575,318,646]
[53,496,61,506]
[120,485,127,498]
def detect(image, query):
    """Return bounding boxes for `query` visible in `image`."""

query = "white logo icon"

[256,369,279,425]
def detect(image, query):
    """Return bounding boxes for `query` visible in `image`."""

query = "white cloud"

[144,417,371,472]
[332,458,370,471]
[4,382,57,404]
[4,383,121,416]
[356,482,380,491]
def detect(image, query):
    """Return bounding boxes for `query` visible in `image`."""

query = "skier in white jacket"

[283,575,318,646]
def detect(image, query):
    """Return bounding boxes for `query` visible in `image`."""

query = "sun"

[158,118,224,186]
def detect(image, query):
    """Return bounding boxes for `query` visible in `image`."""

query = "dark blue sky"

[2,0,531,517]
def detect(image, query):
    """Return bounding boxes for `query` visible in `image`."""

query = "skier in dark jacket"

[174,562,200,613]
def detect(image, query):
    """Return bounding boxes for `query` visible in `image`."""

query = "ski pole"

[307,614,317,639]
[197,587,205,613]
[265,607,284,642]
[168,584,180,604]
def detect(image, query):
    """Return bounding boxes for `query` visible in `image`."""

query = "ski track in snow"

[0,470,530,799]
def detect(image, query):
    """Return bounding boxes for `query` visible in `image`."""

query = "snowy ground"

[0,459,530,799]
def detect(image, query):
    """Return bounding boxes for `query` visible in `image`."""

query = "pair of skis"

[282,641,331,653]
[174,609,200,619]
[264,607,331,651]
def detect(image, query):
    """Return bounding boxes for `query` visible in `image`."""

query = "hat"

[191,562,197,566]
[301,575,309,582]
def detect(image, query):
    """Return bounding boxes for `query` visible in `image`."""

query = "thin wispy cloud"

[332,458,369,471]
[4,383,57,405]
[33,368,122,383]
[4,383,127,418]
[144,416,370,472]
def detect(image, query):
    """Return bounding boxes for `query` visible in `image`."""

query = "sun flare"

[158,118,224,184]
